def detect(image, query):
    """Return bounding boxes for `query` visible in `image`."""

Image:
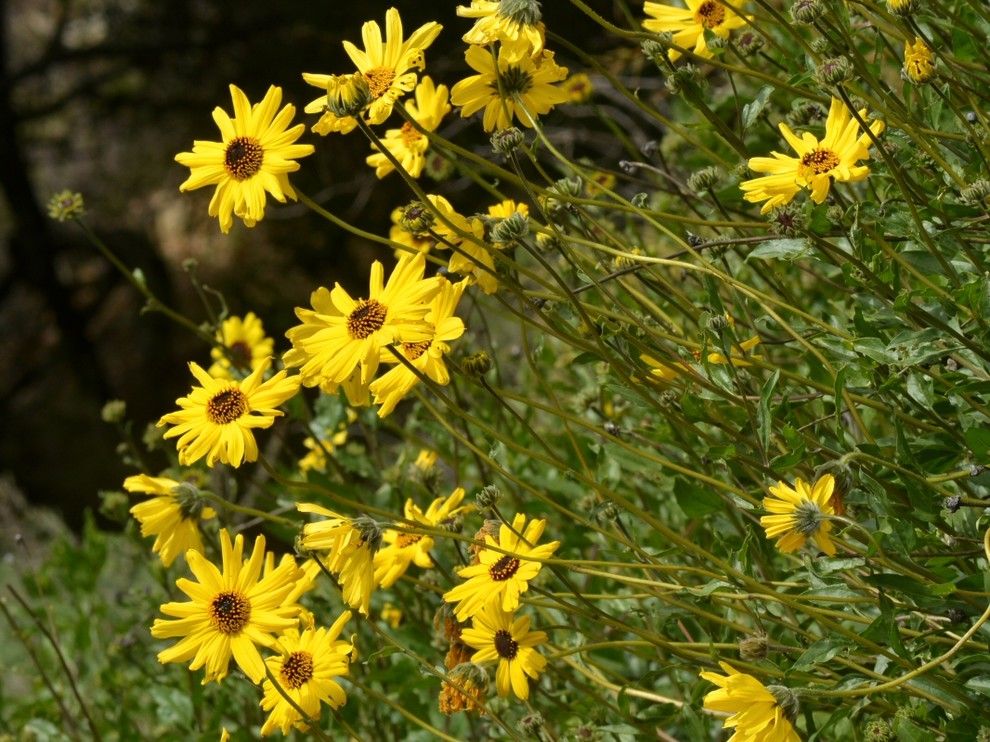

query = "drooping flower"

[375,488,469,587]
[151,529,305,684]
[903,37,935,84]
[209,312,274,379]
[157,360,300,468]
[175,85,314,233]
[701,662,801,741]
[124,474,216,567]
[284,254,440,388]
[740,97,885,214]
[369,278,467,417]
[439,664,488,715]
[451,46,568,132]
[303,7,442,132]
[457,0,545,62]
[460,604,547,700]
[298,504,379,615]
[259,612,353,736]
[426,195,499,294]
[760,473,837,556]
[443,513,559,621]
[643,1,748,61]
[366,76,451,178]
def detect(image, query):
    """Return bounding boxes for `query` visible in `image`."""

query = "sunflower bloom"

[259,613,353,736]
[443,513,560,621]
[375,488,470,587]
[369,278,467,417]
[643,1,748,61]
[151,530,305,684]
[157,360,299,468]
[740,97,885,214]
[903,37,935,84]
[298,504,378,615]
[457,0,546,62]
[303,7,442,132]
[425,195,498,295]
[284,254,440,388]
[760,474,837,556]
[701,662,801,742]
[125,474,216,567]
[209,312,274,378]
[175,85,313,233]
[460,604,547,700]
[366,76,451,179]
[451,46,568,132]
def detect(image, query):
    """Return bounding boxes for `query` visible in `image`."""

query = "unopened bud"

[815,56,853,86]
[491,127,525,155]
[463,351,493,377]
[101,399,127,424]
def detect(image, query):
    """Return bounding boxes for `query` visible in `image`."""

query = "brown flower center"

[207,388,248,424]
[224,136,264,180]
[489,555,521,582]
[228,341,253,369]
[497,66,533,96]
[209,591,251,634]
[347,299,388,339]
[800,148,840,175]
[280,650,315,689]
[364,66,396,99]
[400,121,423,147]
[396,532,424,548]
[493,629,519,659]
[403,340,432,360]
[696,1,726,29]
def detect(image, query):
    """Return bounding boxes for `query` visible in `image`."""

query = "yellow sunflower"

[760,474,837,556]
[904,37,935,84]
[151,529,305,684]
[423,195,498,295]
[208,312,274,379]
[157,359,300,468]
[443,512,560,621]
[740,97,885,214]
[643,1,748,61]
[369,278,467,418]
[175,84,313,233]
[283,253,440,387]
[366,76,451,179]
[701,662,801,741]
[487,199,529,219]
[457,0,546,62]
[298,503,378,615]
[374,488,469,587]
[460,604,547,700]
[303,7,442,132]
[451,46,569,132]
[125,474,216,567]
[259,613,353,736]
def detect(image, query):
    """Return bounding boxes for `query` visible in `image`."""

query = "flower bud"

[766,685,800,723]
[325,73,371,118]
[688,166,720,194]
[791,0,825,23]
[399,201,435,234]
[739,633,769,661]
[47,190,85,221]
[463,351,493,377]
[490,212,530,244]
[815,56,853,86]
[491,127,525,155]
[476,485,502,510]
[100,399,127,424]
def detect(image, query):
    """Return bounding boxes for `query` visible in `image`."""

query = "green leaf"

[757,370,780,455]
[793,638,850,670]
[746,238,810,261]
[673,477,723,517]
[741,86,773,131]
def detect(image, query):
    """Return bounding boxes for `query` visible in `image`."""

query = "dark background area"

[0,0,640,528]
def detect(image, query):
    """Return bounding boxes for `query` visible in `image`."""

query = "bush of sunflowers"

[7,0,990,739]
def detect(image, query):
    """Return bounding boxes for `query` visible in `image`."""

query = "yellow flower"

[209,312,274,379]
[740,97,885,214]
[701,662,801,741]
[707,335,762,366]
[460,604,547,700]
[760,474,837,556]
[414,448,439,471]
[151,529,305,684]
[487,199,529,220]
[643,0,748,61]
[641,353,692,383]
[259,613,353,736]
[904,37,935,84]
[303,7,442,131]
[389,206,437,258]
[562,72,594,103]
[175,85,313,234]
[298,410,356,474]
[381,603,403,628]
[375,488,470,587]
[369,278,467,417]
[443,513,560,621]
[457,0,545,62]
[366,76,451,179]
[157,359,300,468]
[451,46,568,132]
[284,253,440,387]
[125,474,216,567]
[298,504,378,615]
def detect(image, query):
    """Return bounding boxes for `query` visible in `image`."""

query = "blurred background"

[0,0,637,531]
